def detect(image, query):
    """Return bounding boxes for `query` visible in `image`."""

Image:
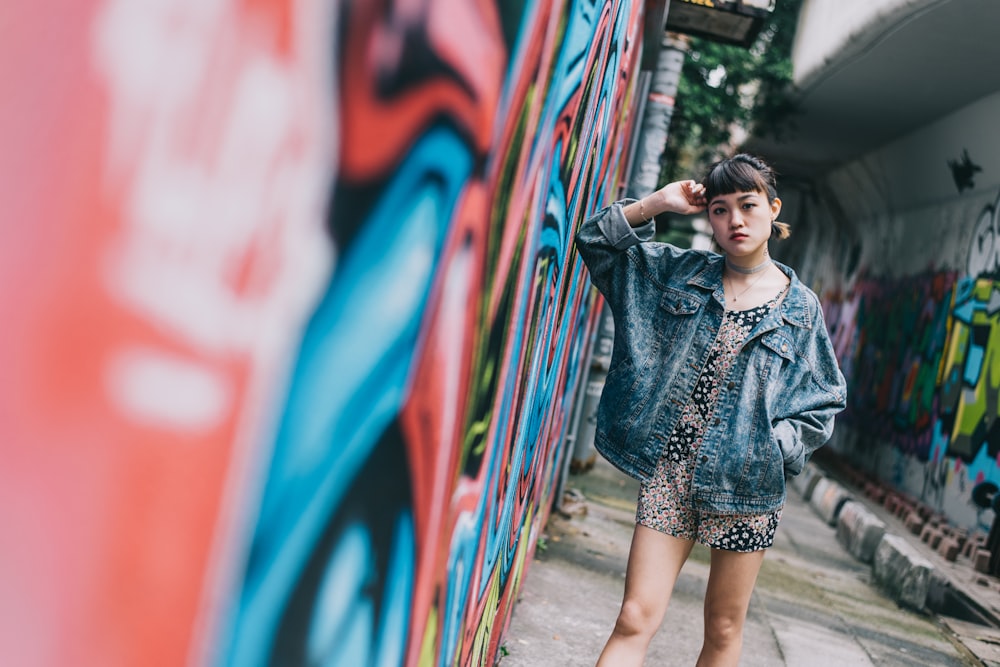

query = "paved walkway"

[500,457,984,666]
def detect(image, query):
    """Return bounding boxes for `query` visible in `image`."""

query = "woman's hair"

[702,153,791,239]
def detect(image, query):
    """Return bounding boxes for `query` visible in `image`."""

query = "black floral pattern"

[637,285,789,553]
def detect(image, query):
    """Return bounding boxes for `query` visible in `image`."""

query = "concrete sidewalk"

[499,457,986,666]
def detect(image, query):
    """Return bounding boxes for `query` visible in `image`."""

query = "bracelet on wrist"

[639,199,651,222]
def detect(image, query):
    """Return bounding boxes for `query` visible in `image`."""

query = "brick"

[963,534,987,559]
[974,548,993,574]
[791,463,824,501]
[884,494,899,513]
[937,538,960,562]
[905,513,925,535]
[811,479,853,526]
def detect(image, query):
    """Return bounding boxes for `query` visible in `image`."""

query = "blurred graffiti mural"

[827,190,1000,523]
[0,0,648,665]
[2,1,334,665]
[826,271,957,459]
[222,2,647,665]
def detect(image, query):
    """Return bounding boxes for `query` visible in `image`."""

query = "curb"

[836,500,887,564]
[873,534,935,611]
[809,476,853,527]
[795,462,938,614]
[791,463,824,501]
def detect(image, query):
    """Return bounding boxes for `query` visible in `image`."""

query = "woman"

[575,154,846,666]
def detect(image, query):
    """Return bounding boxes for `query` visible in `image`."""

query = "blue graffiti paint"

[440,514,478,666]
[222,126,472,665]
[317,522,374,665]
[368,511,414,667]
[220,0,643,662]
[432,0,631,638]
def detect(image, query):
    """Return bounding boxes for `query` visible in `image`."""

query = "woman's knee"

[702,609,744,647]
[613,598,662,638]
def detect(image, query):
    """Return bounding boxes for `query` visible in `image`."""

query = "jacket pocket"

[659,287,702,316]
[742,332,797,494]
[598,355,639,438]
[602,355,632,407]
[656,288,702,349]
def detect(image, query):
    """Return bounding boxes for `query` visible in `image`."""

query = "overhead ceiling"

[743,0,1000,181]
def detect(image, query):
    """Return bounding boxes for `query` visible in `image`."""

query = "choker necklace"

[726,257,772,275]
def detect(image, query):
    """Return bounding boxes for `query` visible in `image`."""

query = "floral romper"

[636,286,789,552]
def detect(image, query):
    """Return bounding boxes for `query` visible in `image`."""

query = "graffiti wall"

[1,0,649,665]
[823,254,1000,532]
[785,91,1000,532]
[224,1,650,665]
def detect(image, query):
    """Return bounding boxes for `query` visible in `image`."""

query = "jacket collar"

[773,262,813,329]
[688,255,814,330]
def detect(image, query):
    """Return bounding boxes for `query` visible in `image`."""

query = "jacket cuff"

[774,420,805,476]
[597,200,656,249]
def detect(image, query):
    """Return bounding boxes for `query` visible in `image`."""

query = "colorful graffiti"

[220,2,649,664]
[967,188,1000,278]
[1,0,650,665]
[2,1,335,665]
[826,189,1000,519]
[826,270,957,459]
[936,278,1000,471]
[223,0,651,662]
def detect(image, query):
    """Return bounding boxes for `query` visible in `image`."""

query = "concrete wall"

[791,0,940,88]
[1,1,652,665]
[778,90,1000,533]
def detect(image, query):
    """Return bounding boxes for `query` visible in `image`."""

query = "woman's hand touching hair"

[624,180,707,227]
[658,180,707,216]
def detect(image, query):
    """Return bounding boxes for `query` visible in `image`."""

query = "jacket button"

[714,418,721,425]
[701,455,709,463]
[727,381,735,389]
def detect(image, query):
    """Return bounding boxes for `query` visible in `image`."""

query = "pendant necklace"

[726,262,772,303]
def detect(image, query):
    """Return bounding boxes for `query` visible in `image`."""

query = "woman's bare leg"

[596,525,695,667]
[695,548,766,667]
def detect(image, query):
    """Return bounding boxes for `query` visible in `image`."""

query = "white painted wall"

[786,89,1000,284]
[791,0,942,89]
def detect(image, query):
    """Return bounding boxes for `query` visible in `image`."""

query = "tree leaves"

[664,0,803,182]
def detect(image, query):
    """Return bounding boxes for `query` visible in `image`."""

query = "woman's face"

[707,189,781,259]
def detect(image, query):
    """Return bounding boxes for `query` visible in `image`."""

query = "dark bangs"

[702,156,777,203]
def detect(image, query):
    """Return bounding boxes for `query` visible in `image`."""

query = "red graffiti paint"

[0,1,331,665]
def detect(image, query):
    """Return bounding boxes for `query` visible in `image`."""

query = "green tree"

[664,0,803,182]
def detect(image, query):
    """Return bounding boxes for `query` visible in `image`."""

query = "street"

[501,458,979,666]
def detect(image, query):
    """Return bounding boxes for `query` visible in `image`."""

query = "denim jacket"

[576,201,847,514]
